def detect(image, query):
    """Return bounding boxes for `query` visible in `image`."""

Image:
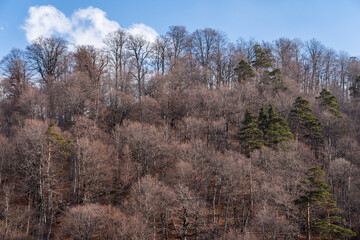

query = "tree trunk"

[181,208,188,240]
[249,156,254,217]
[26,192,31,235]
[295,117,300,142]
[307,201,311,240]
[212,187,216,223]
[153,216,156,240]
[224,197,230,233]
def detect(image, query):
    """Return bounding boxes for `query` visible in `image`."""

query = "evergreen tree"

[239,108,264,156]
[291,96,323,144]
[234,59,255,82]
[295,167,356,240]
[316,89,347,168]
[317,89,341,117]
[257,104,268,133]
[264,104,293,146]
[251,44,272,71]
[349,75,360,99]
[267,68,287,90]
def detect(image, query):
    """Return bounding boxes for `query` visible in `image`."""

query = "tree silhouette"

[295,167,356,240]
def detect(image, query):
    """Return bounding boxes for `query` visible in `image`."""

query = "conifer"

[264,104,293,146]
[291,96,323,143]
[295,167,356,240]
[317,89,341,117]
[239,108,264,156]
[251,44,272,70]
[349,75,360,99]
[257,104,268,133]
[234,59,255,82]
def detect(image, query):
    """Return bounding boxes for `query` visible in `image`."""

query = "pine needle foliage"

[264,104,294,146]
[316,89,341,118]
[239,108,264,156]
[295,167,356,240]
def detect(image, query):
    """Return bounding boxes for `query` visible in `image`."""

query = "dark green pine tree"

[267,68,287,90]
[251,44,272,71]
[316,89,341,117]
[264,104,294,146]
[295,167,356,240]
[316,89,346,168]
[257,104,268,133]
[291,96,323,144]
[234,59,255,82]
[349,75,360,99]
[239,108,264,156]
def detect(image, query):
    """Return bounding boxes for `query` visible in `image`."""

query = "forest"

[0,25,359,239]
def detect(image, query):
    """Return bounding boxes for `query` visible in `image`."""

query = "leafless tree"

[72,137,113,203]
[26,36,68,119]
[305,38,325,92]
[152,35,170,75]
[104,29,128,90]
[125,175,175,240]
[74,45,108,124]
[127,34,152,101]
[167,26,189,68]
[274,38,303,81]
[0,49,32,100]
[59,204,134,240]
[192,28,222,87]
[337,51,349,95]
[14,120,71,239]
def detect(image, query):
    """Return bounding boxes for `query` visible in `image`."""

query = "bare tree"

[152,35,170,75]
[167,26,189,67]
[0,49,32,101]
[26,36,68,119]
[305,38,324,92]
[59,204,134,240]
[14,120,71,239]
[127,34,152,101]
[192,28,221,87]
[337,51,349,95]
[274,38,303,81]
[126,175,175,240]
[72,137,113,203]
[104,29,128,90]
[322,48,337,86]
[74,45,108,124]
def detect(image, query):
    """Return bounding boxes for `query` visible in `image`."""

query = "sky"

[1,0,360,59]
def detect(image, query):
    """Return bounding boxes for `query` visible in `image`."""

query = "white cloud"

[22,5,158,48]
[23,5,72,41]
[70,7,120,47]
[0,26,4,31]
[127,23,158,43]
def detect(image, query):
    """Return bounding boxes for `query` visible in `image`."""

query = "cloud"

[22,5,158,48]
[128,23,159,43]
[23,5,72,41]
[0,26,4,31]
[70,7,120,47]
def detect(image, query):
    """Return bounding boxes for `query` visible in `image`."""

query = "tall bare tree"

[104,29,129,92]
[127,34,152,101]
[167,26,188,68]
[74,45,108,123]
[26,36,68,119]
[152,35,170,75]
[305,38,324,92]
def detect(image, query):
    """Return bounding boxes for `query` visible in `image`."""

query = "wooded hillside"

[0,26,359,239]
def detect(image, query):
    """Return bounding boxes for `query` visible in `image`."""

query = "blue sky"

[1,0,360,59]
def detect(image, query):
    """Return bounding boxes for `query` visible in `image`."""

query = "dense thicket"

[0,26,359,239]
